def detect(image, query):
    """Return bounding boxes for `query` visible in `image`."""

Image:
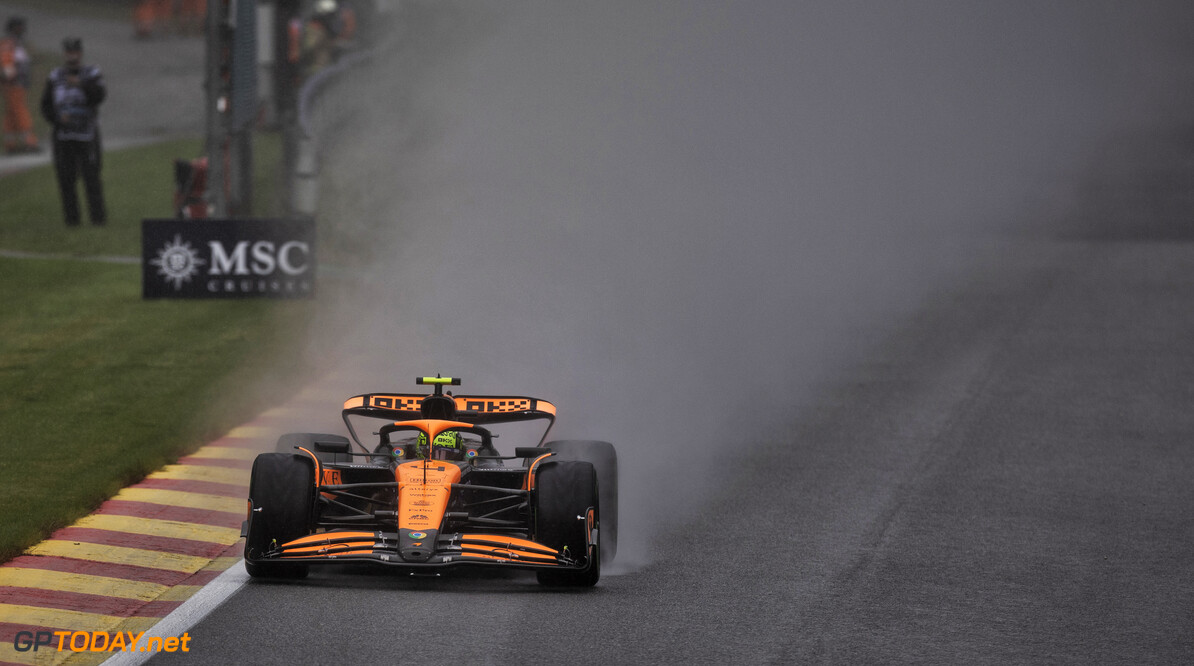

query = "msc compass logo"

[141,218,316,299]
[150,234,206,290]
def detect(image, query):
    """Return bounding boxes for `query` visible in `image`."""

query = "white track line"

[101,561,249,666]
[0,249,139,264]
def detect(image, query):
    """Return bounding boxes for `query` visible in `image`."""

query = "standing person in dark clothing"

[40,38,106,226]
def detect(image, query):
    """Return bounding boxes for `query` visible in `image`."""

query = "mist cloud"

[303,0,1194,566]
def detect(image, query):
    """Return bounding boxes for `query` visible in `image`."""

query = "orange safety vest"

[0,36,18,82]
[288,18,303,63]
[339,7,357,41]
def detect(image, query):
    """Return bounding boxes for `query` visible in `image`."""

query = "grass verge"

[0,133,313,562]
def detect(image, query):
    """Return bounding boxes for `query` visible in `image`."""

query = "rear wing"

[343,393,556,440]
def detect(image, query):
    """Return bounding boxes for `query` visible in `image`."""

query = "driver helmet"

[417,430,463,460]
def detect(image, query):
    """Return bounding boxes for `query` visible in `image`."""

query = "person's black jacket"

[40,64,105,142]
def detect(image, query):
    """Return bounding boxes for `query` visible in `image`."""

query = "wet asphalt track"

[155,2,1194,663]
[152,235,1194,664]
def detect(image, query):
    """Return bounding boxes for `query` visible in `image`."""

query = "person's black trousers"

[52,135,106,225]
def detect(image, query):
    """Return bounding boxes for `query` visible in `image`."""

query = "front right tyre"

[244,452,315,579]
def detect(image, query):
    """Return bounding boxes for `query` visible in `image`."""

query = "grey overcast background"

[129,0,1194,662]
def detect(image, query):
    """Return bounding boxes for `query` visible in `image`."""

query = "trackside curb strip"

[98,563,249,666]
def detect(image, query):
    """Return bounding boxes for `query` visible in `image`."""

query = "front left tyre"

[542,440,618,564]
[533,459,600,588]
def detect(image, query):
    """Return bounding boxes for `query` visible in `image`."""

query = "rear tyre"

[534,460,600,587]
[244,453,315,579]
[277,432,361,516]
[543,440,618,563]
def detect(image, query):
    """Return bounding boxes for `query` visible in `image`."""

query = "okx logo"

[142,218,315,299]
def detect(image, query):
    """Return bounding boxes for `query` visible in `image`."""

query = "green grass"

[0,133,313,562]
[0,135,283,252]
[0,138,194,252]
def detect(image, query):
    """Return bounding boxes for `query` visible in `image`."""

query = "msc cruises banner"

[142,218,315,299]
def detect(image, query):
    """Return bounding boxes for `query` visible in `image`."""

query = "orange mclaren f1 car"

[242,376,617,587]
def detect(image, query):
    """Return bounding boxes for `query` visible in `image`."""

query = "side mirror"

[514,447,550,458]
[313,439,351,454]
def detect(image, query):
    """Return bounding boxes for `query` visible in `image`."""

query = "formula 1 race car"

[242,376,617,587]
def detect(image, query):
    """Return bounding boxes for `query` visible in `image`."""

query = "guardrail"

[288,47,376,218]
